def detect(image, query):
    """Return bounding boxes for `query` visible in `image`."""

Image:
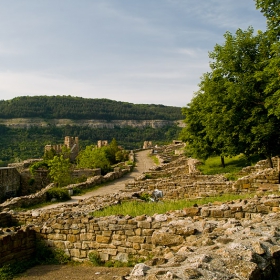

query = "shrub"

[89,251,103,266]
[139,193,151,202]
[46,187,70,202]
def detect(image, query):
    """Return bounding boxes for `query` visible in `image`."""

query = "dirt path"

[39,149,154,210]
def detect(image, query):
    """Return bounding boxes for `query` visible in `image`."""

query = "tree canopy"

[0,96,183,121]
[181,1,280,166]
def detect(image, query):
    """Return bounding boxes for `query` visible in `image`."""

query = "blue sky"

[0,0,266,107]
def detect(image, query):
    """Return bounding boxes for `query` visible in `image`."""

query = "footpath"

[40,149,155,210]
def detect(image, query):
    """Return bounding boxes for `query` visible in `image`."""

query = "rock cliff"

[0,118,185,129]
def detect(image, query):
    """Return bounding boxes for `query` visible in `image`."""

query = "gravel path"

[40,149,154,210]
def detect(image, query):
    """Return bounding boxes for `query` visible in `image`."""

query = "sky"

[0,0,267,107]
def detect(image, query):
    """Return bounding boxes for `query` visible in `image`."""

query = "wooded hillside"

[0,96,183,166]
[0,96,183,120]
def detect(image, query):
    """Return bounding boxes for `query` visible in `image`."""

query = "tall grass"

[92,193,256,217]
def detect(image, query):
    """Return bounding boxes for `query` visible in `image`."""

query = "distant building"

[45,136,79,162]
[97,140,108,148]
[143,141,153,149]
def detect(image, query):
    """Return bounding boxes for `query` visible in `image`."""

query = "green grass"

[149,155,160,165]
[92,193,258,217]
[198,154,260,180]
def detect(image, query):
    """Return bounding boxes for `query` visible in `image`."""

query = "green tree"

[48,155,71,187]
[77,146,111,174]
[181,27,280,166]
[255,0,280,119]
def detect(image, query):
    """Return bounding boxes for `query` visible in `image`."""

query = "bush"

[46,187,71,202]
[89,251,103,266]
[139,193,151,202]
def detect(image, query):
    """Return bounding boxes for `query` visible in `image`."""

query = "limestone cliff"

[0,118,185,129]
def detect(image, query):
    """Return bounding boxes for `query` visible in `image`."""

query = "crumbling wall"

[0,226,36,266]
[3,195,280,265]
[0,167,20,202]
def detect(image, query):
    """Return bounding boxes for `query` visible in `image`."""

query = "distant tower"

[64,136,79,161]
[97,140,108,148]
[143,141,153,149]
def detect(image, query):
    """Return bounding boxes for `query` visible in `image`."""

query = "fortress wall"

[0,226,36,266]
[0,167,20,202]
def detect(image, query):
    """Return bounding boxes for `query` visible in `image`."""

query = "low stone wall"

[0,183,55,212]
[0,226,36,266]
[233,168,280,192]
[2,195,280,266]
[0,167,131,211]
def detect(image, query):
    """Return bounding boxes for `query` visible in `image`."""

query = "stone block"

[256,205,270,214]
[235,212,244,219]
[210,210,224,218]
[53,241,66,250]
[128,236,145,243]
[133,243,141,250]
[151,232,184,246]
[137,221,151,229]
[125,230,135,236]
[67,235,77,243]
[96,235,110,244]
[102,230,112,237]
[183,207,200,217]
[134,228,142,235]
[69,248,82,258]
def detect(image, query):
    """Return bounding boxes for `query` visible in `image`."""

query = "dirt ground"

[16,264,132,280]
[16,150,154,279]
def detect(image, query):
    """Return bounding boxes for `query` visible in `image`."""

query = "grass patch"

[92,193,257,217]
[198,154,260,179]
[150,155,160,165]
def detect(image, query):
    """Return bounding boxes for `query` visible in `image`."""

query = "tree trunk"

[267,156,273,168]
[221,156,225,168]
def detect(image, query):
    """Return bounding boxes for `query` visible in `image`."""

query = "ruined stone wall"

[72,168,101,178]
[0,167,20,202]
[0,226,36,266]
[3,195,280,265]
[0,167,130,211]
[0,211,13,228]
[19,169,50,196]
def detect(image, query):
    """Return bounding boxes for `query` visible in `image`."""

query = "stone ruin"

[0,143,280,279]
[45,136,79,162]
[143,141,153,149]
[97,140,108,148]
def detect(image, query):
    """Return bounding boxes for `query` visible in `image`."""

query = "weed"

[145,173,152,179]
[150,155,160,165]
[88,251,103,266]
[139,193,151,202]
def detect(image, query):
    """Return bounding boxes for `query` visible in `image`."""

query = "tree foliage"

[48,155,72,187]
[181,9,280,166]
[0,96,183,121]
[76,139,129,174]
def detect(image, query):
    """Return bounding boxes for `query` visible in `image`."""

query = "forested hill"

[0,96,183,120]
